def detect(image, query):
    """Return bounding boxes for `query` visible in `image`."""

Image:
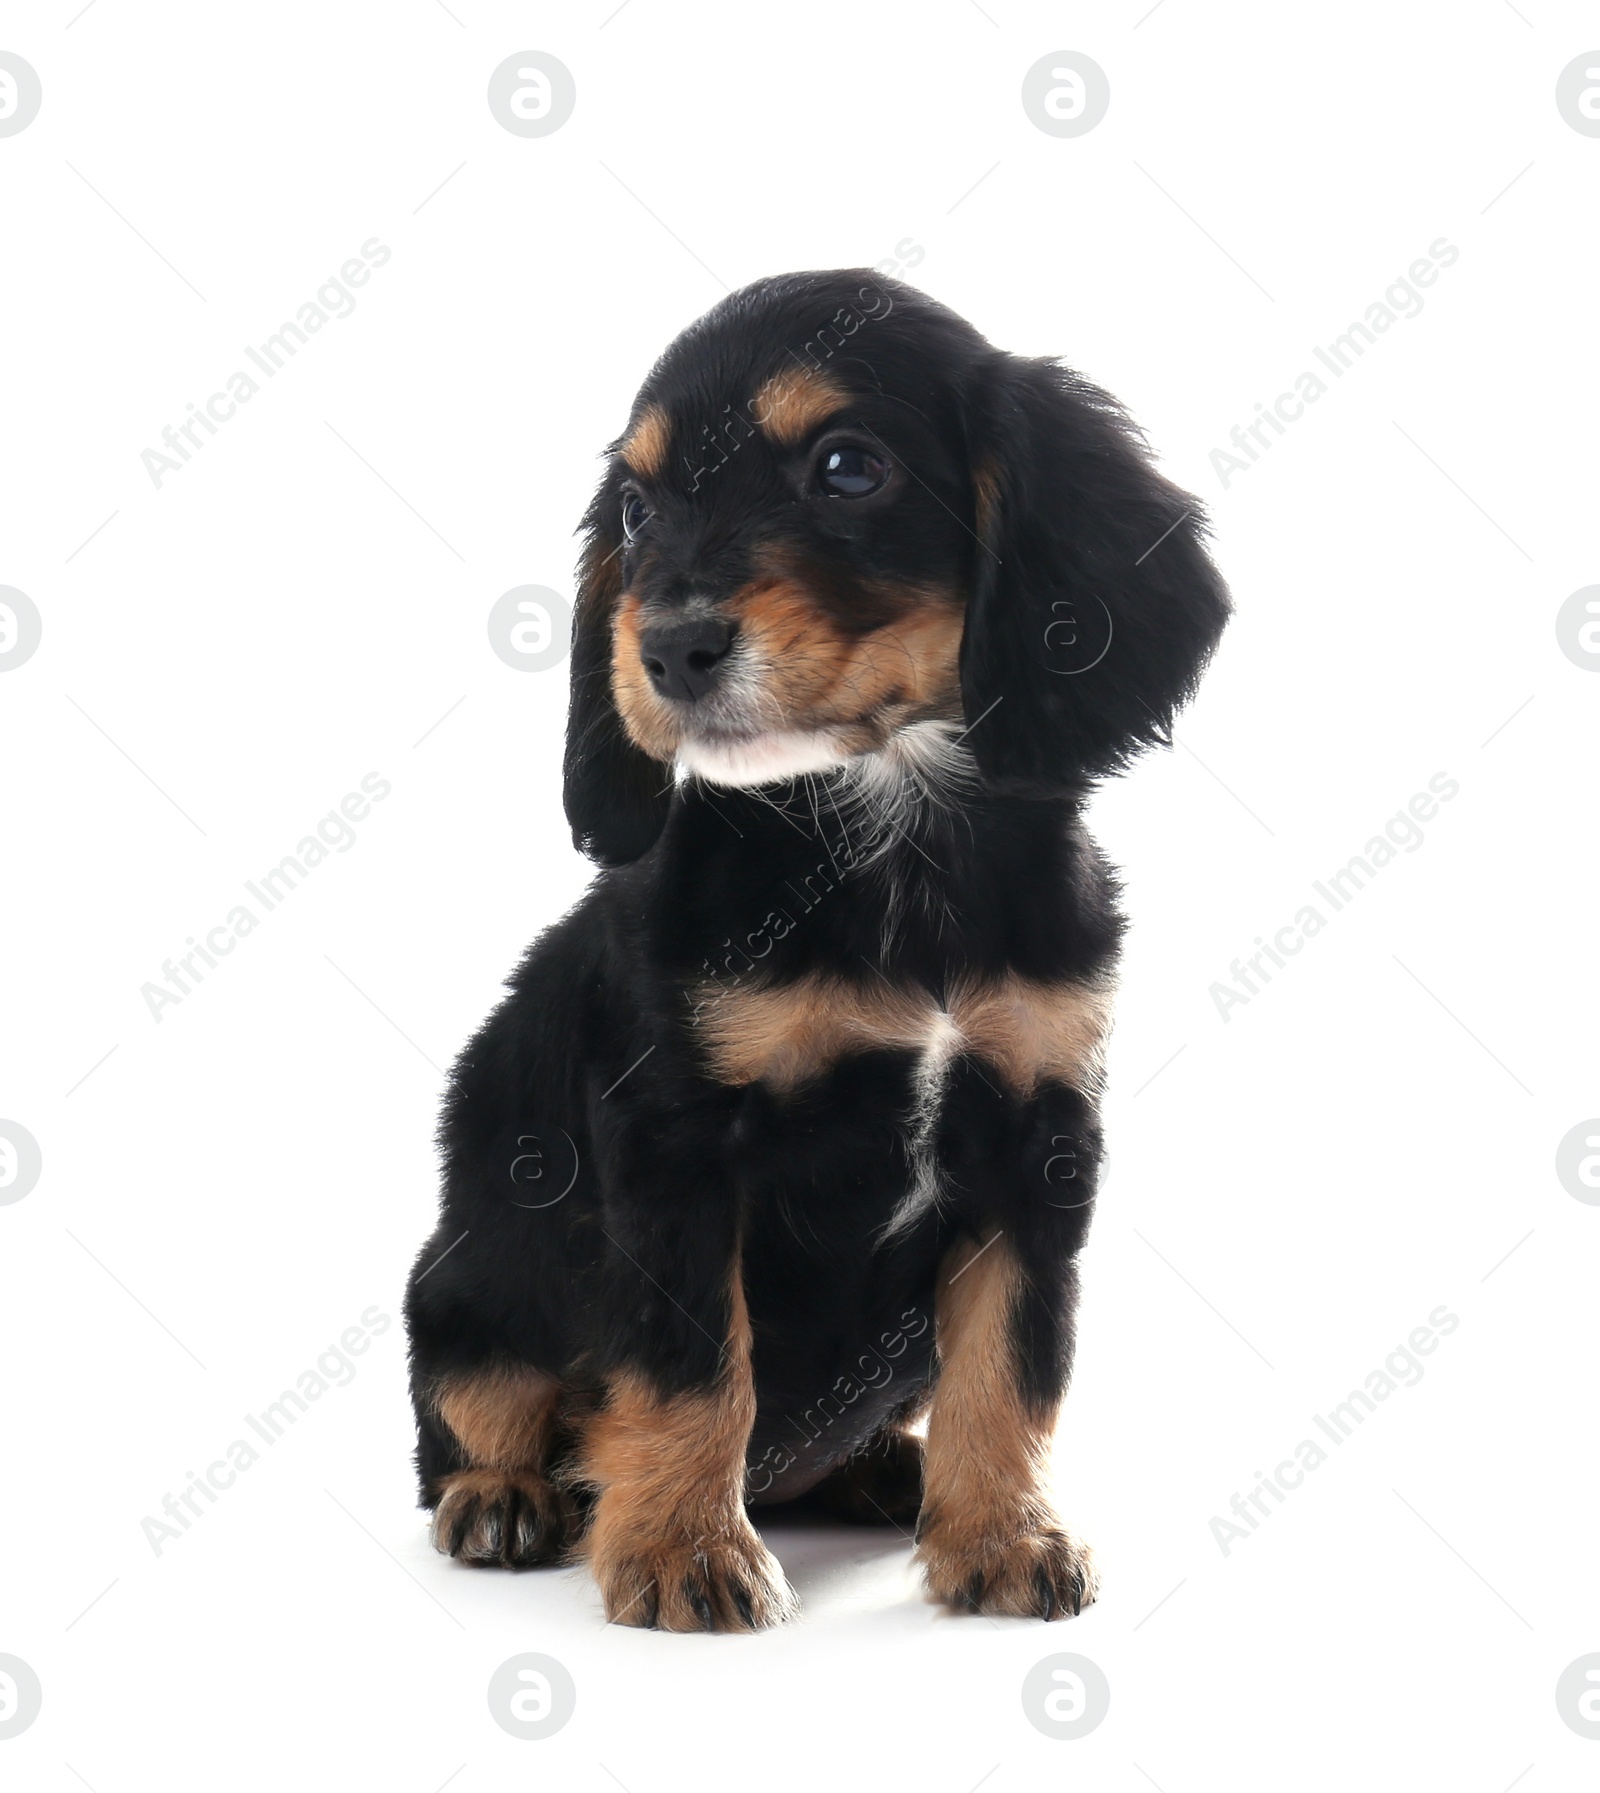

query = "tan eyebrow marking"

[972,462,1000,540]
[619,404,671,477]
[750,367,849,446]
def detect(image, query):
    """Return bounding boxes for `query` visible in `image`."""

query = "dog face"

[609,356,972,789]
[564,270,1230,865]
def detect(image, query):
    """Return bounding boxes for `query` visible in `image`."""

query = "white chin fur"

[677,729,850,788]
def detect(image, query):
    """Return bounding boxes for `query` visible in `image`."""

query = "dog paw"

[430,1469,575,1568]
[918,1510,1099,1620]
[594,1521,798,1632]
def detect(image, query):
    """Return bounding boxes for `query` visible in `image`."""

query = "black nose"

[638,615,737,703]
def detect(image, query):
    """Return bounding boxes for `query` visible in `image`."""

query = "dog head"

[564,270,1230,865]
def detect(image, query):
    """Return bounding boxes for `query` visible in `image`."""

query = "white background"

[2,1,1596,1787]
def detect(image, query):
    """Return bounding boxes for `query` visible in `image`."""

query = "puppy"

[405,270,1229,1630]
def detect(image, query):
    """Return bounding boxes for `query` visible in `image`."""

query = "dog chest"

[690,970,1111,1097]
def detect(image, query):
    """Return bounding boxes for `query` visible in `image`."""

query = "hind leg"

[802,1399,929,1527]
[416,1362,580,1568]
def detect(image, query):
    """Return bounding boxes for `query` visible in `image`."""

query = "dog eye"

[621,492,652,540]
[817,446,890,497]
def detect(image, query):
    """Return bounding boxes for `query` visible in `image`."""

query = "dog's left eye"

[621,492,652,540]
[817,446,890,497]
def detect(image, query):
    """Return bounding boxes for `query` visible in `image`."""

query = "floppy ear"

[959,354,1231,792]
[562,496,672,865]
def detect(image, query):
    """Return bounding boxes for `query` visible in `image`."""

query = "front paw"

[593,1518,798,1632]
[918,1507,1099,1620]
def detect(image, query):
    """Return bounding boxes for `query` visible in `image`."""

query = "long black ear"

[959,353,1230,792]
[562,496,672,865]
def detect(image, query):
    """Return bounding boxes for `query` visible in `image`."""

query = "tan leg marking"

[581,1278,796,1631]
[619,403,671,477]
[428,1364,577,1567]
[917,1236,1098,1619]
[750,367,848,444]
[433,1362,560,1472]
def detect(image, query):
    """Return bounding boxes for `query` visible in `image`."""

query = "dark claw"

[731,1584,756,1630]
[1035,1566,1057,1621]
[1070,1572,1084,1618]
[963,1570,986,1612]
[685,1578,715,1632]
[639,1583,660,1629]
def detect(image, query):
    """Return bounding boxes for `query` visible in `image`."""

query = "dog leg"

[917,1234,1098,1618]
[425,1362,579,1568]
[581,1274,796,1632]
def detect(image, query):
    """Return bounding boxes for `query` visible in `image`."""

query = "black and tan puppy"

[405,270,1229,1630]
